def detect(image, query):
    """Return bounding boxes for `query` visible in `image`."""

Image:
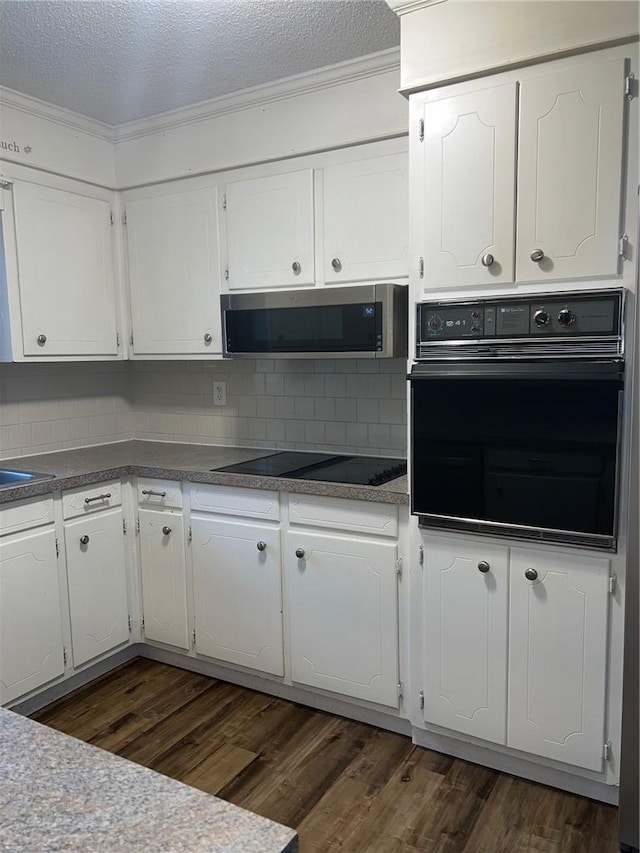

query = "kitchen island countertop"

[0,439,408,505]
[0,706,297,853]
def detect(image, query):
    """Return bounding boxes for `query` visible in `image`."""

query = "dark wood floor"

[32,659,620,853]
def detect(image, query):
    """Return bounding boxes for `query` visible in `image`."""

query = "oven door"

[410,360,624,550]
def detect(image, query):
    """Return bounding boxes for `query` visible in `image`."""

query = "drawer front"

[288,494,398,538]
[190,484,280,521]
[137,478,182,510]
[0,497,55,537]
[62,480,122,519]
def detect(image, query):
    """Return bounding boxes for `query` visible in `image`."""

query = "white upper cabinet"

[125,187,222,355]
[421,84,517,287]
[224,170,315,289]
[418,57,626,289]
[516,60,625,282]
[321,153,409,283]
[10,180,120,357]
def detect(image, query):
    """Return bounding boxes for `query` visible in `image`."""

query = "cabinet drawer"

[288,494,398,538]
[137,478,182,510]
[62,481,121,519]
[0,497,55,537]
[190,483,280,521]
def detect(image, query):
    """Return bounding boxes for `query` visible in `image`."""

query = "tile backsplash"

[0,362,133,459]
[0,358,407,460]
[132,358,407,457]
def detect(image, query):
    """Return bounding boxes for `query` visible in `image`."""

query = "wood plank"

[30,660,620,853]
[181,743,259,796]
[462,775,620,853]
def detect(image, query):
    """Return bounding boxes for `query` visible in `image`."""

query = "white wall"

[396,0,640,92]
[132,358,407,457]
[0,363,132,459]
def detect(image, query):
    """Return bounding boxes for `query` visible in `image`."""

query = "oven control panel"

[416,290,623,358]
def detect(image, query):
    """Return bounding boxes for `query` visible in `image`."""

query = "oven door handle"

[408,360,624,381]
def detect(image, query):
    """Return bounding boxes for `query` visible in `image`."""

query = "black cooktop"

[213,451,407,487]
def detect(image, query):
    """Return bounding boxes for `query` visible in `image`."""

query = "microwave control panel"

[417,291,622,341]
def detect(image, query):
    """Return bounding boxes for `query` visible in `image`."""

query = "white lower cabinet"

[508,547,610,771]
[64,508,129,667]
[421,535,611,771]
[423,539,508,744]
[191,514,284,676]
[0,525,64,705]
[139,507,189,650]
[286,529,400,708]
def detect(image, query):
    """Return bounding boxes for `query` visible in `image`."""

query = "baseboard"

[138,644,413,737]
[9,646,139,717]
[411,726,619,805]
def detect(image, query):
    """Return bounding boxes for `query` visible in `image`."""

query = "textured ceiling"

[0,0,400,126]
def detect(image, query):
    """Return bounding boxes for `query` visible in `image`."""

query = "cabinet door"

[423,539,508,744]
[139,508,189,650]
[0,527,64,705]
[509,548,610,771]
[422,83,517,287]
[126,188,222,355]
[322,153,408,283]
[65,509,129,667]
[11,181,119,356]
[224,171,314,289]
[191,515,283,675]
[516,59,625,282]
[286,530,399,707]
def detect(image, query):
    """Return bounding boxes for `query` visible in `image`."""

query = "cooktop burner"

[213,451,406,487]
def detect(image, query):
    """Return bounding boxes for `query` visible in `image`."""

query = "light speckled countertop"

[0,707,297,853]
[0,440,408,505]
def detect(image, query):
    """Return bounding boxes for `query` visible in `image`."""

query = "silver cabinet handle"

[85,493,111,504]
[292,261,301,275]
[257,541,267,552]
[481,253,494,267]
[37,334,47,345]
[203,333,212,344]
[331,257,342,273]
[525,568,539,581]
[80,535,90,545]
[141,489,167,498]
[162,526,172,536]
[295,547,305,559]
[477,561,491,573]
[530,249,545,262]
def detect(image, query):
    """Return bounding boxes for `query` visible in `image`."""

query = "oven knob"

[471,311,480,320]
[471,324,480,334]
[557,308,576,327]
[533,310,551,327]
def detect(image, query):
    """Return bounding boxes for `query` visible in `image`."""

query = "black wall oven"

[410,290,626,550]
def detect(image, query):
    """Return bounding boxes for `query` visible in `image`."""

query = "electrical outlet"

[213,381,227,406]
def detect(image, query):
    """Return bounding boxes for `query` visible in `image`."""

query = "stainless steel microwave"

[221,283,408,359]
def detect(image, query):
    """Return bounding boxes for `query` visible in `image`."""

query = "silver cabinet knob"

[37,334,47,345]
[481,253,494,267]
[256,541,267,552]
[331,257,342,273]
[295,547,305,559]
[525,568,539,581]
[80,535,90,546]
[203,333,212,344]
[162,526,172,536]
[477,561,491,573]
[292,261,301,275]
[530,249,545,262]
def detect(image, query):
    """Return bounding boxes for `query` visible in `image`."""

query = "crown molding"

[385,0,447,15]
[0,86,114,142]
[113,47,401,143]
